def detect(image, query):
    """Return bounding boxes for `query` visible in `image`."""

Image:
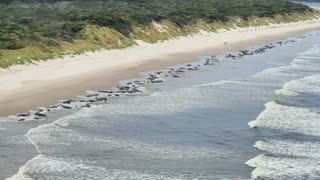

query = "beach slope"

[1,19,320,116]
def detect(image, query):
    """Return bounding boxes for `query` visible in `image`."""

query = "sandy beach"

[1,19,320,116]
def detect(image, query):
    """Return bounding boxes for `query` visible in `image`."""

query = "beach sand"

[1,19,320,116]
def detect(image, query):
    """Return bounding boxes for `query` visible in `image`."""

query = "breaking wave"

[248,44,320,179]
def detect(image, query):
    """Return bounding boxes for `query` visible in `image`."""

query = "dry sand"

[1,19,320,116]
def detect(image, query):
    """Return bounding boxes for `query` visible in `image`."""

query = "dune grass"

[0,11,319,69]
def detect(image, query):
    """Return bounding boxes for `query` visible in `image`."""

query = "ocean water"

[294,1,320,9]
[1,32,320,179]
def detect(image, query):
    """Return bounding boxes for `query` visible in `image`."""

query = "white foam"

[25,119,226,160]
[254,139,320,158]
[246,154,320,180]
[276,73,320,96]
[249,138,320,179]
[275,88,299,96]
[248,45,320,179]
[247,47,320,86]
[1,135,32,145]
[57,83,223,120]
[192,80,234,87]
[8,154,238,180]
[249,101,320,136]
[7,154,185,180]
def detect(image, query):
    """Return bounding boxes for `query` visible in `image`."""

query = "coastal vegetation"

[0,0,318,68]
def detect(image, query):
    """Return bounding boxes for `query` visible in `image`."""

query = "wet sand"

[1,20,320,116]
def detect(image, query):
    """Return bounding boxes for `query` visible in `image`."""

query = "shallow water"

[1,31,320,179]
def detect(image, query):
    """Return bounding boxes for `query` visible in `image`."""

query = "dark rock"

[62,100,75,104]
[130,87,142,93]
[34,112,47,118]
[96,97,107,102]
[98,90,113,93]
[150,79,164,83]
[226,54,236,58]
[118,86,131,91]
[83,104,91,108]
[86,94,98,98]
[48,105,60,109]
[17,113,29,117]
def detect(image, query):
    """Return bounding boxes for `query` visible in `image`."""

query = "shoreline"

[1,19,320,117]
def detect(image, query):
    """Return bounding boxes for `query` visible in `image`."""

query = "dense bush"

[0,0,312,50]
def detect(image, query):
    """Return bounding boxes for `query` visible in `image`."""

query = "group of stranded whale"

[10,35,309,122]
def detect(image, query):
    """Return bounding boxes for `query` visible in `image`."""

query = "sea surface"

[1,31,320,179]
[293,1,320,9]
